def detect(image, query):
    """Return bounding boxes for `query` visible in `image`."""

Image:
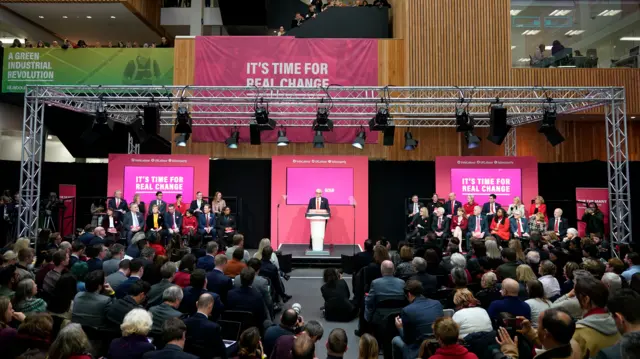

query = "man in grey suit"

[102,244,125,276]
[123,204,145,245]
[72,270,114,329]
[148,262,178,307]
[148,285,184,336]
[106,259,130,291]
[365,260,406,323]
[234,258,274,319]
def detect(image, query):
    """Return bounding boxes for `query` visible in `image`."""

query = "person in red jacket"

[425,317,478,359]
[450,207,468,249]
[182,210,198,236]
[462,195,478,217]
[528,195,547,222]
[490,208,511,242]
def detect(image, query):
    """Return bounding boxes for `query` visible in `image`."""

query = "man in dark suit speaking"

[307,188,330,248]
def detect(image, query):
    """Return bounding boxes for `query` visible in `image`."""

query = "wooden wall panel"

[123,0,164,36]
[377,39,405,86]
[173,37,196,85]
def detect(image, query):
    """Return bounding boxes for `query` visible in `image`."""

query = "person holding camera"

[263,308,304,357]
[581,202,605,237]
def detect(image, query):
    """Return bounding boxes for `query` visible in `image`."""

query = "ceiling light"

[404,131,418,151]
[631,116,636,119]
[464,131,481,149]
[511,46,516,50]
[175,106,192,134]
[369,105,390,131]
[225,129,239,149]
[620,37,640,41]
[549,9,572,16]
[86,16,92,19]
[38,16,44,19]
[110,16,116,19]
[598,10,622,17]
[545,46,552,50]
[175,133,190,147]
[276,128,289,147]
[538,101,565,146]
[62,16,67,19]
[522,30,541,35]
[313,106,333,131]
[254,104,275,130]
[510,9,521,16]
[565,30,585,36]
[455,108,474,132]
[313,131,325,149]
[47,135,53,140]
[352,128,366,150]
[518,58,530,62]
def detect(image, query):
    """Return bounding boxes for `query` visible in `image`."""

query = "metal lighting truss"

[19,86,630,245]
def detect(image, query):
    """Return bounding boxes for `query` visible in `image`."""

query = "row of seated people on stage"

[0,229,295,359]
[95,190,237,247]
[319,235,640,359]
[407,192,606,251]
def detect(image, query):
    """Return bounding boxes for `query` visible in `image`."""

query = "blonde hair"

[513,197,521,205]
[419,207,428,217]
[120,308,153,336]
[358,334,379,359]
[535,195,545,204]
[133,193,141,203]
[481,272,497,288]
[536,212,545,221]
[453,288,479,308]
[516,264,537,283]
[13,237,31,253]
[485,239,502,259]
[509,240,525,262]
[255,238,271,260]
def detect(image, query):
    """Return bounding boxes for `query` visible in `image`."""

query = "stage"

[277,244,362,267]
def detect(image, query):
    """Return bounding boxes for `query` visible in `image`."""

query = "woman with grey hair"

[13,278,47,314]
[107,308,155,358]
[447,253,472,286]
[564,228,579,241]
[47,323,92,359]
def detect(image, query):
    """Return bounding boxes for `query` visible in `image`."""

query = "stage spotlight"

[404,131,418,150]
[276,127,289,147]
[465,130,481,149]
[175,133,191,147]
[538,101,565,146]
[313,107,333,131]
[91,106,112,136]
[455,108,474,132]
[313,131,325,149]
[487,104,511,145]
[254,105,276,130]
[352,128,366,150]
[369,106,390,131]
[175,106,192,134]
[225,129,239,149]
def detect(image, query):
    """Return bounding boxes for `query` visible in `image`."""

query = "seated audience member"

[325,328,348,359]
[476,272,502,309]
[466,206,488,249]
[126,237,148,259]
[482,194,501,218]
[235,258,273,316]
[551,269,592,320]
[143,317,197,359]
[196,241,218,271]
[184,293,227,359]
[392,280,443,359]
[451,289,492,338]
[506,196,525,218]
[595,289,640,359]
[106,259,131,291]
[78,225,95,246]
[102,207,122,235]
[606,258,625,276]
[115,258,144,298]
[409,257,438,296]
[487,278,532,322]
[43,249,69,295]
[165,203,183,235]
[510,211,530,238]
[197,204,216,238]
[548,208,568,237]
[291,12,305,28]
[72,270,114,329]
[180,268,223,318]
[149,285,183,336]
[227,267,270,329]
[538,260,561,300]
[524,280,551,328]
[623,252,640,282]
[500,308,578,359]
[561,261,580,295]
[216,206,236,243]
[15,248,36,282]
[358,334,379,359]
[236,327,263,359]
[225,234,251,263]
[174,254,196,288]
[103,244,125,276]
[365,260,405,323]
[69,241,86,268]
[322,268,356,322]
[124,204,145,244]
[106,280,151,328]
[571,275,620,358]
[108,308,155,359]
[525,250,541,275]
[484,239,504,270]
[516,264,537,298]
[264,308,301,356]
[224,247,247,278]
[148,233,166,257]
[271,321,324,359]
[35,250,55,288]
[496,248,519,280]
[0,265,18,299]
[602,272,623,292]
[444,193,462,218]
[489,208,510,242]
[86,244,107,272]
[408,207,431,241]
[89,227,108,247]
[431,208,451,242]
[428,317,479,359]
[450,207,468,248]
[582,258,606,279]
[529,212,547,233]
[9,312,54,359]
[182,210,198,236]
[463,195,478,217]
[354,239,375,274]
[13,278,47,314]
[396,245,416,279]
[147,262,177,307]
[206,254,233,302]
[259,246,291,302]
[47,323,92,359]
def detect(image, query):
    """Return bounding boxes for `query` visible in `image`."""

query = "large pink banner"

[575,188,609,237]
[193,36,379,144]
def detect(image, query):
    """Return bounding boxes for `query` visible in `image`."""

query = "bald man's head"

[381,260,395,276]
[539,308,575,345]
[502,278,520,296]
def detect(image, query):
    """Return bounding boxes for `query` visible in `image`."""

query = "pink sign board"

[123,166,194,205]
[286,168,354,205]
[450,168,522,204]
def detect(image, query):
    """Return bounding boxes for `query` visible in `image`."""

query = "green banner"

[2,48,174,93]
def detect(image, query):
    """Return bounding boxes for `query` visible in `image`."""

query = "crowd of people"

[3,37,173,49]
[289,0,391,32]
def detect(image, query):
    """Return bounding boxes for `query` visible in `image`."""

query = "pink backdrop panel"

[271,156,368,248]
[107,154,210,205]
[436,157,538,211]
[575,188,610,237]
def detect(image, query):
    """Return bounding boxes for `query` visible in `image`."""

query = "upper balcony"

[511,0,640,68]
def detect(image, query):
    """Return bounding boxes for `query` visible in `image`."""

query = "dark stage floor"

[277,244,362,266]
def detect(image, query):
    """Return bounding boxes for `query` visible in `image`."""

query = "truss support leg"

[18,89,45,243]
[605,90,632,250]
[128,133,140,154]
[504,127,517,156]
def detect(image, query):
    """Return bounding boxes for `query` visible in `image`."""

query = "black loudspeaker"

[249,123,261,145]
[487,106,511,145]
[143,105,160,135]
[383,125,395,146]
